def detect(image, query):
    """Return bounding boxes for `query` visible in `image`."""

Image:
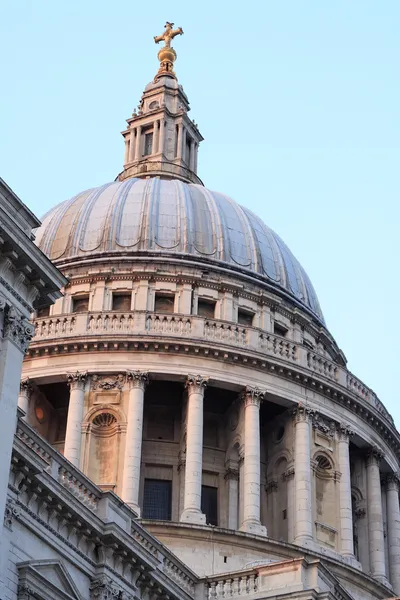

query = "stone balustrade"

[30,312,394,425]
[207,571,259,599]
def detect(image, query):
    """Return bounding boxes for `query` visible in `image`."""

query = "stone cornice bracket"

[20,378,33,397]
[241,386,265,407]
[186,374,208,395]
[293,403,314,423]
[90,575,133,600]
[336,422,355,442]
[365,445,385,466]
[3,305,35,353]
[126,370,149,391]
[383,472,400,491]
[91,373,125,391]
[282,466,295,481]
[66,371,88,391]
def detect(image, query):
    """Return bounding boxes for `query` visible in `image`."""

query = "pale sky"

[1,1,399,425]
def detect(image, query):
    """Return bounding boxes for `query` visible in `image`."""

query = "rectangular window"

[37,306,50,318]
[112,293,131,311]
[198,299,216,319]
[274,322,288,337]
[72,296,89,313]
[238,309,254,326]
[144,132,153,156]
[143,479,172,520]
[201,485,218,526]
[154,294,174,313]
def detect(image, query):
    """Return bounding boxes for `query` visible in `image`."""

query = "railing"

[29,311,394,424]
[207,572,259,599]
[117,160,204,186]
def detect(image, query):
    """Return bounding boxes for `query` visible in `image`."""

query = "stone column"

[177,123,182,159]
[0,303,34,560]
[240,387,266,535]
[337,423,355,556]
[366,447,386,582]
[64,372,88,468]
[159,120,165,156]
[135,126,142,160]
[121,371,148,514]
[385,474,400,593]
[124,138,130,164]
[129,128,135,161]
[153,120,159,154]
[225,462,239,530]
[180,374,207,524]
[194,142,198,173]
[293,404,313,545]
[284,467,295,542]
[189,140,195,171]
[18,378,33,420]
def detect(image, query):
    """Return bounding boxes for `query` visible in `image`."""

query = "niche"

[86,411,121,490]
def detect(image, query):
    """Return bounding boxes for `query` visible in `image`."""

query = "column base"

[240,520,267,536]
[180,509,207,525]
[294,536,315,549]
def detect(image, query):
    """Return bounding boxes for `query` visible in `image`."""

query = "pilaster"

[293,404,314,546]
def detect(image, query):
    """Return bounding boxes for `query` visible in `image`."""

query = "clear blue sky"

[1,2,399,425]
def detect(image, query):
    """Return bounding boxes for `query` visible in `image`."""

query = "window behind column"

[143,479,172,520]
[201,485,218,526]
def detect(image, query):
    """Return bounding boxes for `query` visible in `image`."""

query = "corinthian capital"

[20,378,33,398]
[3,306,35,353]
[366,445,385,466]
[337,422,354,442]
[126,370,149,390]
[293,403,314,423]
[241,386,264,408]
[186,374,208,395]
[384,472,400,492]
[67,371,88,391]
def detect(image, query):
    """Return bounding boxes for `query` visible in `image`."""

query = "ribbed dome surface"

[36,178,324,322]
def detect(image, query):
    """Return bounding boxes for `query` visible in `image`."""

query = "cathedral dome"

[35,177,324,322]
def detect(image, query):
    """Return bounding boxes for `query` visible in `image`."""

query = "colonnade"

[18,372,400,593]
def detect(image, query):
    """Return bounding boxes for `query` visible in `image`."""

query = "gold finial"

[154,21,184,80]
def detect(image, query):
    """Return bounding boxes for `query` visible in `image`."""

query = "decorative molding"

[3,306,35,352]
[67,371,88,391]
[383,472,400,491]
[4,496,20,529]
[354,508,366,520]
[312,413,336,438]
[90,575,134,600]
[282,467,295,481]
[91,373,125,390]
[186,374,208,395]
[241,386,264,408]
[224,467,239,481]
[0,274,32,311]
[126,370,149,390]
[265,478,278,494]
[293,403,314,423]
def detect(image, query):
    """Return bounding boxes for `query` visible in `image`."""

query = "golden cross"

[154,22,184,49]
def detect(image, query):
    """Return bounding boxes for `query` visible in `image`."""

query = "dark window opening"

[201,485,218,526]
[223,556,227,564]
[198,299,216,319]
[37,306,50,318]
[154,294,174,313]
[273,322,288,337]
[72,296,89,313]
[283,509,287,520]
[144,132,153,156]
[185,136,191,165]
[238,309,254,326]
[175,125,179,157]
[112,293,131,311]
[143,479,172,520]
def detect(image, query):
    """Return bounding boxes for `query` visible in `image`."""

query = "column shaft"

[386,476,400,594]
[180,375,207,524]
[64,372,87,467]
[153,120,159,154]
[159,120,165,155]
[240,387,266,535]
[121,371,148,514]
[293,405,313,544]
[337,425,354,556]
[226,468,239,530]
[135,126,142,160]
[124,138,130,164]
[177,124,182,159]
[129,128,135,161]
[18,379,33,420]
[366,449,386,581]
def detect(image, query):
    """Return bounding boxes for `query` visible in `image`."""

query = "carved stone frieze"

[67,371,88,391]
[91,373,125,390]
[126,370,149,390]
[186,374,208,395]
[336,422,354,441]
[3,305,35,352]
[241,386,264,407]
[90,575,133,600]
[4,496,20,529]
[312,413,336,438]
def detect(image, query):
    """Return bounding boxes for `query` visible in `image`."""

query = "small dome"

[36,178,324,322]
